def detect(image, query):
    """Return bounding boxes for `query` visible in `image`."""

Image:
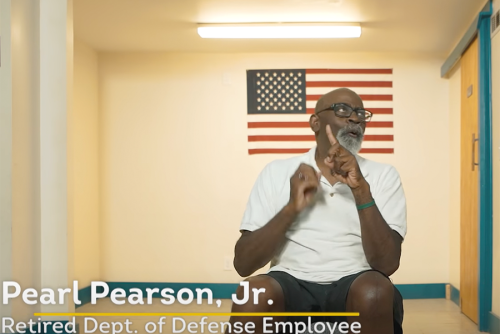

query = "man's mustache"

[339,124,364,136]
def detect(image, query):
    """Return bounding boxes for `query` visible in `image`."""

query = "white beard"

[337,127,364,154]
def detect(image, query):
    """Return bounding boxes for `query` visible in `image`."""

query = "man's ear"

[309,114,321,133]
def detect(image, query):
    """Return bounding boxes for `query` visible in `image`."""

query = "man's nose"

[348,113,362,124]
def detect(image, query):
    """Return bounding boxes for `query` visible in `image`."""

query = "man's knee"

[233,275,284,311]
[347,271,394,311]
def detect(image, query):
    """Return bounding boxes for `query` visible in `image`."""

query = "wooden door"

[460,37,479,324]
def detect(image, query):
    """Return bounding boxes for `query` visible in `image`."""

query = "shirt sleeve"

[239,163,278,232]
[374,166,407,240]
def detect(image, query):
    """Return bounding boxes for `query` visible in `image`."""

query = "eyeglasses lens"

[333,104,371,121]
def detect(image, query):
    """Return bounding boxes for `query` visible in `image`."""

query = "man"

[229,88,406,334]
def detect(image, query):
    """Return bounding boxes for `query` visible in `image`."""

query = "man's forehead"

[315,88,363,112]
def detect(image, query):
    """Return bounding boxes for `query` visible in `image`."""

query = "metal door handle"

[472,133,479,171]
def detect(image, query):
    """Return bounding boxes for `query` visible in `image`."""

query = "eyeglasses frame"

[316,103,373,122]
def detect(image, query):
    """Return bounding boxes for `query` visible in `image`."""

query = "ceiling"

[74,0,487,55]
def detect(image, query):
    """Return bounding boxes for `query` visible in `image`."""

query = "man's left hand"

[324,124,366,190]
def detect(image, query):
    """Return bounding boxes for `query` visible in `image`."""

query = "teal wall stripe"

[106,282,240,299]
[477,2,493,332]
[394,283,446,299]
[450,284,460,307]
[76,286,91,309]
[490,312,500,334]
[77,282,446,307]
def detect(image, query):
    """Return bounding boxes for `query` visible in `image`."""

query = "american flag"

[246,69,394,155]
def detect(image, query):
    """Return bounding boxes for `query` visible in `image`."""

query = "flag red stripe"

[306,81,393,88]
[248,121,393,128]
[249,148,310,154]
[305,69,393,74]
[306,108,393,114]
[360,148,394,154]
[249,148,394,154]
[248,135,313,141]
[248,135,393,142]
[360,95,393,101]
[369,108,393,114]
[306,94,392,101]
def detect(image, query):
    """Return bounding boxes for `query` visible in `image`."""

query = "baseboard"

[77,282,448,307]
[105,282,240,299]
[394,283,446,299]
[76,286,92,309]
[450,284,460,306]
[77,282,240,308]
[490,312,500,334]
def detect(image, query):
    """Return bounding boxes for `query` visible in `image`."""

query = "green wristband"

[357,200,375,211]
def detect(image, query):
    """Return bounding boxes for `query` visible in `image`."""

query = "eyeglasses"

[317,103,373,122]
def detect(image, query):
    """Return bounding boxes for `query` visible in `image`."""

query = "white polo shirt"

[240,147,407,283]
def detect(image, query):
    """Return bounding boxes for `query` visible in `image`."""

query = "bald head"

[314,88,364,113]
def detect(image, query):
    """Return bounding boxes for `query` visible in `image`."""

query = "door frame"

[477,4,493,332]
[442,1,493,332]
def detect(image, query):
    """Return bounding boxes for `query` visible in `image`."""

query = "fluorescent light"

[197,23,361,39]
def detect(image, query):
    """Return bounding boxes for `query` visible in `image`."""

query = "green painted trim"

[477,3,493,332]
[76,286,91,309]
[394,283,446,299]
[490,312,500,334]
[440,1,491,77]
[106,282,240,299]
[77,283,240,306]
[450,284,460,307]
[77,282,447,307]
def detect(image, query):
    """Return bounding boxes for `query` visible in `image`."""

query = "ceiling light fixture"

[197,23,361,39]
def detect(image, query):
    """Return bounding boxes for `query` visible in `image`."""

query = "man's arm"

[323,125,404,276]
[351,181,402,276]
[234,205,297,277]
[234,163,320,277]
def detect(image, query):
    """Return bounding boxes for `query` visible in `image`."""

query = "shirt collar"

[305,147,370,178]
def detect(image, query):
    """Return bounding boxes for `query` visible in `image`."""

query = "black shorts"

[265,270,404,334]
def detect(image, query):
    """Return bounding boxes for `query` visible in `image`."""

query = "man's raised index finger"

[326,125,338,145]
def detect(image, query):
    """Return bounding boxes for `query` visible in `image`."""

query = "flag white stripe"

[305,74,393,81]
[247,127,394,136]
[306,87,393,95]
[247,114,394,122]
[248,141,394,149]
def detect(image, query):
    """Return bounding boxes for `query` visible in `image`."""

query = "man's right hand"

[287,163,322,214]
[234,163,321,277]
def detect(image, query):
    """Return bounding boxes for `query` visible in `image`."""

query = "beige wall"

[39,0,73,315]
[7,0,75,320]
[98,52,450,284]
[448,63,461,289]
[0,0,14,318]
[72,39,101,288]
[11,0,41,320]
[491,0,500,315]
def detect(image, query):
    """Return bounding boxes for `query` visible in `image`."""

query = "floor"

[402,299,481,334]
[75,298,482,334]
